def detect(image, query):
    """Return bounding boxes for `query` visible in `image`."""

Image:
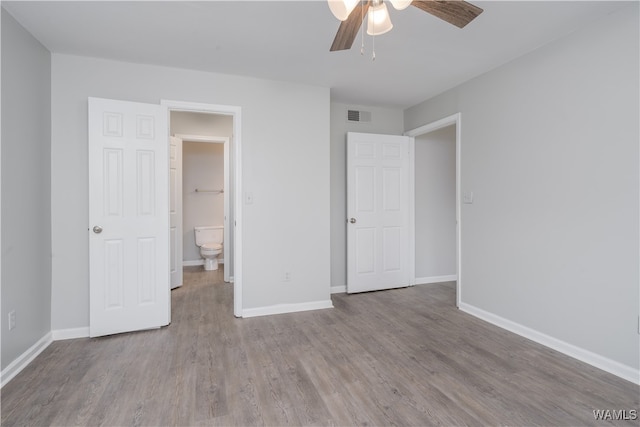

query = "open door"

[170,136,183,289]
[347,132,412,293]
[88,97,170,337]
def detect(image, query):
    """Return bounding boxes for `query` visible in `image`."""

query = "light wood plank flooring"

[1,266,638,426]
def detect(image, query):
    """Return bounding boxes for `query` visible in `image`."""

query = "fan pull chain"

[371,6,376,61]
[360,0,365,55]
[372,34,376,61]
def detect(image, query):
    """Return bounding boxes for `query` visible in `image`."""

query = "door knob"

[93,225,103,234]
[349,218,356,224]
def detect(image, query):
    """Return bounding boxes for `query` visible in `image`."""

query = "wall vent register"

[347,110,372,123]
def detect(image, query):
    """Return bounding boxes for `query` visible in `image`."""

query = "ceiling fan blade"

[411,0,483,28]
[330,1,370,52]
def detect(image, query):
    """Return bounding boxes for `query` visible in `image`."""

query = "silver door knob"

[93,225,103,234]
[349,218,356,224]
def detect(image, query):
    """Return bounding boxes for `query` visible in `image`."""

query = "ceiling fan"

[329,0,484,52]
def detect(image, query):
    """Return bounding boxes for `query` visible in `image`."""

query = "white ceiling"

[3,1,630,108]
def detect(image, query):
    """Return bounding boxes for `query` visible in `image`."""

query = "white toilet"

[194,226,223,271]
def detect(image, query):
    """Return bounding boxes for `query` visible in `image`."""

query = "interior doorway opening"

[162,100,243,317]
[414,126,456,283]
[406,113,462,306]
[170,111,232,284]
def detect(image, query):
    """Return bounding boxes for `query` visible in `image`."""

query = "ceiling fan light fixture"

[328,0,359,21]
[367,3,393,36]
[389,0,413,10]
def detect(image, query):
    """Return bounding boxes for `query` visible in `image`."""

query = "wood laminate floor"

[1,266,638,426]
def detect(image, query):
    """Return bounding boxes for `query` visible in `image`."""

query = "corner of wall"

[2,6,54,371]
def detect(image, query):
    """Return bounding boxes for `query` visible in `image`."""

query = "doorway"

[406,113,461,306]
[171,113,231,284]
[162,100,243,317]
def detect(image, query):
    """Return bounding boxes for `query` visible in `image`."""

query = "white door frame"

[161,100,243,317]
[175,133,230,284]
[405,113,462,307]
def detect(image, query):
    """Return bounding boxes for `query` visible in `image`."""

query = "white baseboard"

[331,285,346,294]
[242,300,334,318]
[331,280,452,293]
[459,302,640,385]
[183,259,224,267]
[1,332,52,388]
[415,275,457,285]
[52,327,90,341]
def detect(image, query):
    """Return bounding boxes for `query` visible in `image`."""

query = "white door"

[89,97,170,337]
[223,137,231,283]
[170,136,183,289]
[347,132,412,293]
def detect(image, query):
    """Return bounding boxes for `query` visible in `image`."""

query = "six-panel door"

[88,97,170,337]
[347,132,411,293]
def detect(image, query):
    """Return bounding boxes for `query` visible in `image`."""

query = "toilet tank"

[194,226,224,246]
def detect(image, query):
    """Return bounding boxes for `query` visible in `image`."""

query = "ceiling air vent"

[347,109,371,123]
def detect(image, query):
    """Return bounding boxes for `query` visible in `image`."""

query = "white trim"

[242,300,334,318]
[183,260,204,267]
[405,113,462,307]
[331,285,347,294]
[459,302,640,385]
[1,332,52,388]
[182,259,225,267]
[161,99,243,318]
[51,327,90,341]
[174,134,225,144]
[415,275,457,285]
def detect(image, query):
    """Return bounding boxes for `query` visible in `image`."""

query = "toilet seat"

[201,243,222,251]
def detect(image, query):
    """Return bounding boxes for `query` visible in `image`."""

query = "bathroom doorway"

[170,111,233,285]
[162,99,243,318]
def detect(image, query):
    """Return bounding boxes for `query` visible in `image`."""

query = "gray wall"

[1,9,52,370]
[415,126,456,280]
[50,54,330,329]
[405,4,639,370]
[330,102,404,290]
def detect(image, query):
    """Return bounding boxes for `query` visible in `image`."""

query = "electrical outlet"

[8,310,16,331]
[283,271,291,282]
